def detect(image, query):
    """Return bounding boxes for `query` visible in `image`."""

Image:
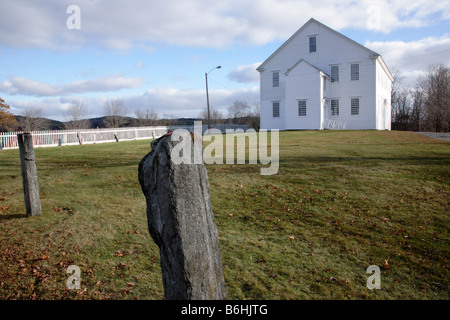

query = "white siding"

[375,57,393,130]
[258,18,392,131]
[260,71,285,129]
[285,62,321,130]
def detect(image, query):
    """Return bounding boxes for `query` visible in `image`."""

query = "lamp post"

[205,66,221,129]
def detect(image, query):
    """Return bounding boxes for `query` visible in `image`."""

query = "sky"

[0,0,449,121]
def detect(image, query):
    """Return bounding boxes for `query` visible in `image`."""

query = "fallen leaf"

[329,276,339,282]
[114,251,125,257]
[116,262,126,270]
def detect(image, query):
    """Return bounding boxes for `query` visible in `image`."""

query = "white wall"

[260,71,285,130]
[259,19,392,131]
[375,58,393,130]
[285,62,321,130]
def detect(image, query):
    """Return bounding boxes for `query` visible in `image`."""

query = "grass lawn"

[0,130,448,300]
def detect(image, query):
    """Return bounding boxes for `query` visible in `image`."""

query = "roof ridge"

[257,18,380,73]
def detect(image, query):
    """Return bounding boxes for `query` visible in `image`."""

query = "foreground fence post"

[138,132,227,300]
[17,133,42,216]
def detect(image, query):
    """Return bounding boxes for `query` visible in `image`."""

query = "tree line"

[391,64,449,132]
[199,100,260,131]
[0,97,260,132]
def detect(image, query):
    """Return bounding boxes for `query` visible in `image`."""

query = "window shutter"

[331,66,339,82]
[331,99,339,116]
[272,102,280,117]
[272,72,279,87]
[351,98,360,115]
[309,36,317,53]
[298,100,307,116]
[351,64,359,81]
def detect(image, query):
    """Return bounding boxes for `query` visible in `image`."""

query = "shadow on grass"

[281,155,450,167]
[0,213,28,220]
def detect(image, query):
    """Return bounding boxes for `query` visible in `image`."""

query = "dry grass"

[0,130,448,300]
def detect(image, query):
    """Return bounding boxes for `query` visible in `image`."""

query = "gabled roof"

[256,18,381,73]
[284,58,330,78]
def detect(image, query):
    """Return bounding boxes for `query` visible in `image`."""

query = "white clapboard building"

[258,18,393,130]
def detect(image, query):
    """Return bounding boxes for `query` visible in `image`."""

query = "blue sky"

[0,0,449,121]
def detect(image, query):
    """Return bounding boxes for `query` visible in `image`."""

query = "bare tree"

[391,71,401,121]
[228,100,250,124]
[161,113,179,126]
[199,107,224,125]
[18,108,48,131]
[391,71,415,131]
[103,99,128,128]
[135,108,159,126]
[65,100,91,130]
[419,64,450,132]
[410,85,425,132]
[247,101,260,131]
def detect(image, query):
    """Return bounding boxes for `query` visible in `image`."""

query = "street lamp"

[205,66,221,129]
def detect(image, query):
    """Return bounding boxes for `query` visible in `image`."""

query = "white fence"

[0,126,169,150]
[0,124,254,150]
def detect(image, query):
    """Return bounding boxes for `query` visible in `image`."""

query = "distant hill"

[14,115,65,131]
[13,115,205,131]
[12,115,257,131]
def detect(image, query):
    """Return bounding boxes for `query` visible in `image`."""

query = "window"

[272,72,279,87]
[351,63,359,81]
[298,100,307,116]
[331,66,339,82]
[331,99,339,116]
[323,77,327,91]
[351,98,360,115]
[272,102,280,117]
[309,36,317,53]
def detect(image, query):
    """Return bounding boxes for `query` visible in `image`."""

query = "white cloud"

[227,63,261,83]
[366,35,450,85]
[8,86,260,120]
[0,75,145,96]
[127,86,260,117]
[0,0,448,50]
[136,61,145,69]
[9,96,110,120]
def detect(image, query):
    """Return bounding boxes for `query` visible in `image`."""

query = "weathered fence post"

[77,132,83,145]
[138,131,227,300]
[17,133,42,216]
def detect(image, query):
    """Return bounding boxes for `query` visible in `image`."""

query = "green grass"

[0,130,449,300]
